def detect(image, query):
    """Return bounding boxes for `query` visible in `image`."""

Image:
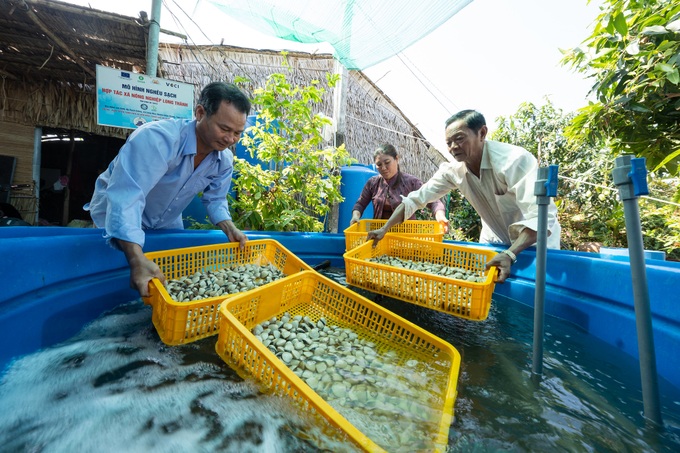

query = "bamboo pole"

[22,0,96,78]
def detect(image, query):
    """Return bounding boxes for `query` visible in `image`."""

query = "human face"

[374,153,399,180]
[195,100,247,154]
[445,119,486,165]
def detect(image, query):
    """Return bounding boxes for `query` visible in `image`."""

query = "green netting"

[207,0,473,70]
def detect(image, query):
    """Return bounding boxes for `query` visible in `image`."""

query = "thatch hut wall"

[158,44,444,181]
[1,78,129,139]
[0,122,37,224]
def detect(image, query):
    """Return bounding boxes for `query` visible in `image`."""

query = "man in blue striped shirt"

[85,82,251,296]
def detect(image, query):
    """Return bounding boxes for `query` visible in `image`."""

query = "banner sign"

[96,65,194,129]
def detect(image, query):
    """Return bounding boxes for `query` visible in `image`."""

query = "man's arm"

[485,227,537,283]
[217,219,247,247]
[365,203,407,246]
[117,239,166,297]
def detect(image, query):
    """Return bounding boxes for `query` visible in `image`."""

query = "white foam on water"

[0,301,359,453]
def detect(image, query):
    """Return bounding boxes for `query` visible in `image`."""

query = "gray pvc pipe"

[612,155,662,426]
[531,164,551,377]
[532,200,548,376]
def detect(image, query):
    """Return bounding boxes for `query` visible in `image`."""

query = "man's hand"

[217,220,248,247]
[365,227,387,247]
[129,255,166,297]
[117,239,166,297]
[485,252,513,284]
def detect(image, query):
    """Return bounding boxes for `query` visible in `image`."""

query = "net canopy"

[206,0,473,70]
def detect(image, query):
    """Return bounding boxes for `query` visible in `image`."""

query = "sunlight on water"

[1,267,679,452]
[0,301,359,453]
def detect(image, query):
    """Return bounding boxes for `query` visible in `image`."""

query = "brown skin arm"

[485,227,538,283]
[117,239,166,297]
[217,219,248,247]
[366,203,407,246]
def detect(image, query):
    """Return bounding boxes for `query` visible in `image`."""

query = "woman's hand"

[349,210,362,226]
[434,210,449,234]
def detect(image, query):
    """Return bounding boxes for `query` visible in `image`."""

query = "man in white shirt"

[367,109,561,283]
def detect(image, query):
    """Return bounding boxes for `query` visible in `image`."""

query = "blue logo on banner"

[120,72,130,79]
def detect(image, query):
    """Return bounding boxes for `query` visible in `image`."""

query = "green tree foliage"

[444,193,482,242]
[229,63,355,232]
[414,192,481,242]
[492,101,679,260]
[561,0,680,174]
[491,100,573,165]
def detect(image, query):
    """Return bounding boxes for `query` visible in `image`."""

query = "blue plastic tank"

[338,164,378,232]
[234,114,282,170]
[182,194,209,227]
[234,114,267,169]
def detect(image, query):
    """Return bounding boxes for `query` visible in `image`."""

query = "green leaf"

[653,148,680,172]
[625,40,640,55]
[613,12,628,36]
[641,25,668,35]
[626,102,652,113]
[655,63,677,73]
[667,19,680,33]
[668,69,680,85]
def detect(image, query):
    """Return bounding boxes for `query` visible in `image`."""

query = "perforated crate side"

[142,239,313,345]
[216,271,460,452]
[343,236,496,321]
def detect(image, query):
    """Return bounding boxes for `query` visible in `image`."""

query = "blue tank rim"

[0,226,678,392]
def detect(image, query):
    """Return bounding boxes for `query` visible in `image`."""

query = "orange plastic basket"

[344,236,497,321]
[215,270,460,453]
[343,219,444,251]
[142,239,313,345]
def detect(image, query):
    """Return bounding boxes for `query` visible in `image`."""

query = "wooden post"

[61,130,75,226]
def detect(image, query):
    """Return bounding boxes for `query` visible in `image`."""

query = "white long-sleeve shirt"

[401,140,561,249]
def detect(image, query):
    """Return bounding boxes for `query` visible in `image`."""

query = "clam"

[248,313,444,452]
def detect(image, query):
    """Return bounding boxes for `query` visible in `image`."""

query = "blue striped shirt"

[84,118,233,248]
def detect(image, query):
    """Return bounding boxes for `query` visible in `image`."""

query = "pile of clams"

[251,313,445,451]
[165,263,285,302]
[367,255,487,283]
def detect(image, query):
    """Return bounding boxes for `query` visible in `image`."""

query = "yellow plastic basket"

[142,239,313,345]
[215,270,460,453]
[344,236,498,321]
[343,219,445,251]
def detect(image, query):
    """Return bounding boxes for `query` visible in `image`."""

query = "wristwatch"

[500,249,517,264]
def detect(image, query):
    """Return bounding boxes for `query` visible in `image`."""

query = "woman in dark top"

[350,144,447,225]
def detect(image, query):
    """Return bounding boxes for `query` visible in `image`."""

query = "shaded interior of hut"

[35,129,123,227]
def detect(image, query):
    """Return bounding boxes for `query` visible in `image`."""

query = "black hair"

[445,110,486,133]
[373,143,397,160]
[198,82,251,117]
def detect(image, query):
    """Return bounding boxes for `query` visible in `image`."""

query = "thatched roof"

[0,1,447,179]
[0,0,148,85]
